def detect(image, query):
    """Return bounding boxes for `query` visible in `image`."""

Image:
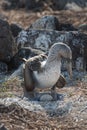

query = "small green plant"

[68,92,74,97]
[0,85,8,92]
[7,93,14,97]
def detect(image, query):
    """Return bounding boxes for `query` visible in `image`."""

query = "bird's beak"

[67,59,72,79]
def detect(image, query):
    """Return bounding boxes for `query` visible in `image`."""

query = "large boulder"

[29,15,59,30]
[16,29,87,71]
[29,15,76,31]
[10,23,23,37]
[0,19,17,63]
[25,0,43,10]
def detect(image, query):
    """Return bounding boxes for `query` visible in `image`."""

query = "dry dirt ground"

[0,1,87,130]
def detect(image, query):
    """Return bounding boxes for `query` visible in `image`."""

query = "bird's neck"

[45,54,61,69]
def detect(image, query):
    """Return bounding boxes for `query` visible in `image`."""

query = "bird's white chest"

[33,61,61,88]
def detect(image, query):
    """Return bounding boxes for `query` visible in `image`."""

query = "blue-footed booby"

[23,42,72,98]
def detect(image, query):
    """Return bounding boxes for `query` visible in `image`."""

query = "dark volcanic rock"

[0,62,8,73]
[25,0,43,10]
[16,29,87,71]
[51,0,67,10]
[29,15,59,30]
[58,23,77,31]
[10,23,23,37]
[51,0,87,10]
[3,0,43,10]
[4,0,19,9]
[28,15,76,31]
[0,19,17,63]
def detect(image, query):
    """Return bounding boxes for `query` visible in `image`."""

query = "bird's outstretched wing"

[21,54,47,71]
[56,74,66,88]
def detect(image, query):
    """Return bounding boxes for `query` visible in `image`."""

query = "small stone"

[40,94,53,101]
